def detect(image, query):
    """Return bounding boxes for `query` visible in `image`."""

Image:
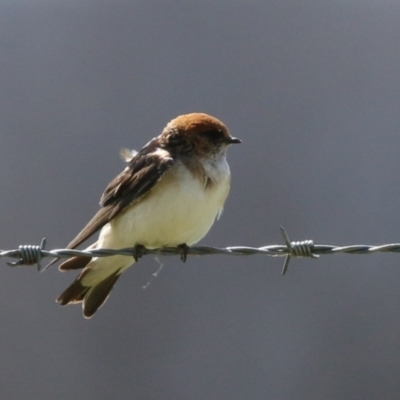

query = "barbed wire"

[2,228,400,275]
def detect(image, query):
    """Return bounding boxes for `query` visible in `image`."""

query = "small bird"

[51,113,241,318]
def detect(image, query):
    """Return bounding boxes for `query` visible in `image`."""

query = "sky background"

[1,1,400,399]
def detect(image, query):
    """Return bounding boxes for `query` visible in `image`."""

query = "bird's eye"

[201,129,224,142]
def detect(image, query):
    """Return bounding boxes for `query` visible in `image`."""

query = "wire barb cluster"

[2,227,400,274]
[6,238,47,271]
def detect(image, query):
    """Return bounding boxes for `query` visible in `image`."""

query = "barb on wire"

[2,226,400,275]
[6,238,47,271]
[280,226,318,276]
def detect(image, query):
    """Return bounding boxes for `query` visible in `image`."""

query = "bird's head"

[161,113,241,157]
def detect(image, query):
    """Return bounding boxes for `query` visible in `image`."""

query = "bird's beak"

[227,137,242,144]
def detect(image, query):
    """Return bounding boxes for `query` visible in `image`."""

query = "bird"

[51,112,241,318]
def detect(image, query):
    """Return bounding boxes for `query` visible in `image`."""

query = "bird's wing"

[66,140,175,250]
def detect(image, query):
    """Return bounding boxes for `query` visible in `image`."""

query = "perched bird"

[51,113,241,318]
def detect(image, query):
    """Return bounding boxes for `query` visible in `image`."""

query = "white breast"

[98,156,231,249]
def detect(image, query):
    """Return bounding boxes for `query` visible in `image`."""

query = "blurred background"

[1,1,400,399]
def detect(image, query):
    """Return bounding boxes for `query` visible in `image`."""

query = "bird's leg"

[132,244,146,262]
[177,243,190,263]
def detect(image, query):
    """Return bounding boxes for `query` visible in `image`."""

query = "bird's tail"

[57,268,122,318]
[57,253,132,318]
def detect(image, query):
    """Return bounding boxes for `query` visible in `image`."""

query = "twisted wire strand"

[1,227,400,275]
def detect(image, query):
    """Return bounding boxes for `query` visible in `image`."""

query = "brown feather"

[56,268,121,319]
[58,241,97,271]
[44,143,175,271]
[58,256,92,271]
[66,206,114,250]
[57,279,88,306]
[56,151,173,260]
[83,271,121,318]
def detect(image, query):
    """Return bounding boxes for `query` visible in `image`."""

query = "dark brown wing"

[66,140,175,250]
[45,140,174,271]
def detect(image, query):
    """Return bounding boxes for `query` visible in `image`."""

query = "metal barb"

[7,238,46,270]
[280,227,318,276]
[280,226,292,276]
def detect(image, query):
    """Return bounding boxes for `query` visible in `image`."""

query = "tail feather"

[83,271,121,318]
[56,268,121,318]
[57,276,89,305]
[59,255,92,271]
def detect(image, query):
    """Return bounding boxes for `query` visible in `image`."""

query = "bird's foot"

[177,243,189,263]
[132,244,146,262]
